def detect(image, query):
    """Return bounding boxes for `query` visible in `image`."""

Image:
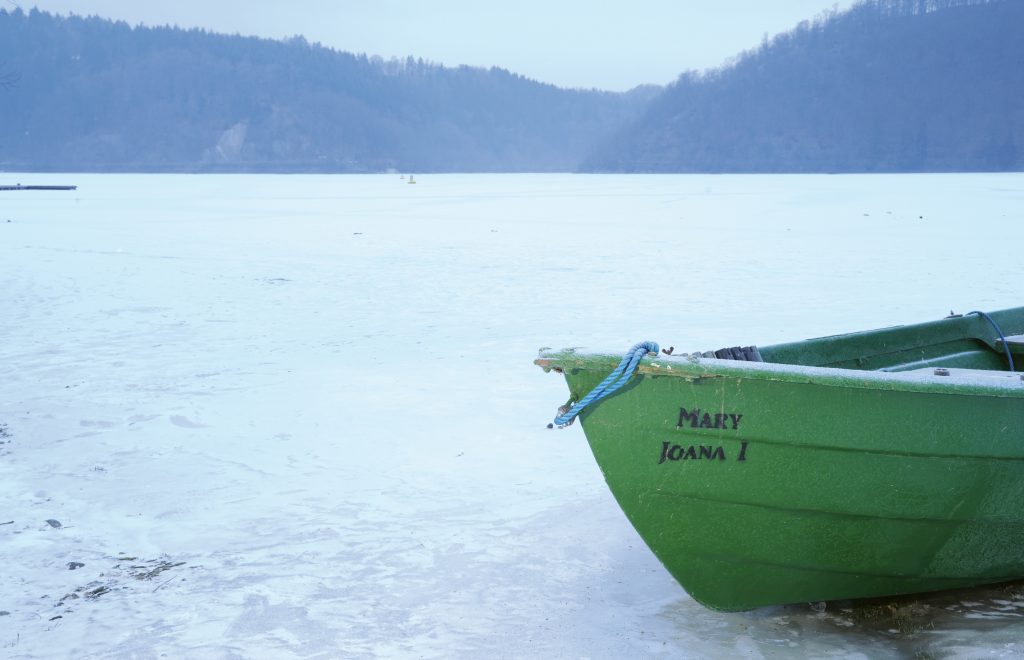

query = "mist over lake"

[3,1,1022,174]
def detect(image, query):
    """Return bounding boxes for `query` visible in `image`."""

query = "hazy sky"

[22,1,856,90]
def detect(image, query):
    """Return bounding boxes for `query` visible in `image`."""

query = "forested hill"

[0,9,656,173]
[584,0,1024,173]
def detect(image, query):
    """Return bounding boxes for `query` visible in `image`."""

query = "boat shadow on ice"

[833,579,1024,633]
[660,579,1024,655]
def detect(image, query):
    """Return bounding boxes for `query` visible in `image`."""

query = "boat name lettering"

[677,407,743,430]
[659,441,749,464]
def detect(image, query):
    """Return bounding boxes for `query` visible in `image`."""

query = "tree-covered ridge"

[0,8,656,173]
[584,0,1024,172]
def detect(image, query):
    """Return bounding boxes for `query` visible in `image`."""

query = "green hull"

[537,308,1024,611]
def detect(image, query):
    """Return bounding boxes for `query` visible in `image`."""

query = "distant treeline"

[0,9,655,173]
[585,0,1024,172]
[1,1,1022,173]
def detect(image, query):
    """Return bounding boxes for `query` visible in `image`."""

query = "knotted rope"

[549,341,660,428]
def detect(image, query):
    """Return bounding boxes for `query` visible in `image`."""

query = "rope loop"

[966,310,1015,373]
[550,341,659,428]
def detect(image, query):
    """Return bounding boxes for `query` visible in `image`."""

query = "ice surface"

[2,173,1024,658]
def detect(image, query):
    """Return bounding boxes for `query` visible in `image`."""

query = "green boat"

[536,308,1024,611]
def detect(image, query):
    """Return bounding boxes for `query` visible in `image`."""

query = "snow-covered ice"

[2,173,1024,658]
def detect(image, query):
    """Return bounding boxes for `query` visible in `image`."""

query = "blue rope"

[550,341,659,428]
[966,310,1015,373]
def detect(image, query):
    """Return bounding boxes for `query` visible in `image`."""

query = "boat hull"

[544,354,1024,611]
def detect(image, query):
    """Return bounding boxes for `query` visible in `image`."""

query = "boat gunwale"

[535,351,1024,398]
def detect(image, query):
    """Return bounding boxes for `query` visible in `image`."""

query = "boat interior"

[706,307,1024,375]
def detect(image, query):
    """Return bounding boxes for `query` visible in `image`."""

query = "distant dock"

[0,184,77,191]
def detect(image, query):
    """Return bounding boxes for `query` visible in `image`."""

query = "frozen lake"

[2,172,1024,658]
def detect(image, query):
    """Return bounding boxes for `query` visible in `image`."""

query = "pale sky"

[22,1,855,91]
